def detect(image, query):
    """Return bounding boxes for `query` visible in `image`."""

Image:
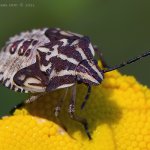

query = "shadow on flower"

[25,83,122,139]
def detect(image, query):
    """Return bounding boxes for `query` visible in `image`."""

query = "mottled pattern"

[0,28,49,93]
[0,28,103,93]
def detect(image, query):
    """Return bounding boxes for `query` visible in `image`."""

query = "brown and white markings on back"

[0,28,150,139]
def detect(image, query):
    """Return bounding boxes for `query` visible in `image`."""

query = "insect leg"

[25,93,44,104]
[54,88,68,117]
[94,46,109,68]
[9,94,44,115]
[81,85,91,109]
[68,85,91,139]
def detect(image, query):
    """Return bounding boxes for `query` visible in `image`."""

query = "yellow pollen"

[0,68,150,150]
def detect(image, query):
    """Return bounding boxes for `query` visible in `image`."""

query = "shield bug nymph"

[0,28,150,139]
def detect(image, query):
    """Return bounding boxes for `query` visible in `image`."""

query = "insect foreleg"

[81,85,91,109]
[68,85,91,139]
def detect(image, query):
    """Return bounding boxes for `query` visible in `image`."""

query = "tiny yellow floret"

[0,70,150,150]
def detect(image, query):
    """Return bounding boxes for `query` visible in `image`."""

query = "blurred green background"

[0,0,150,116]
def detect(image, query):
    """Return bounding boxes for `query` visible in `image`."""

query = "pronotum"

[0,28,149,139]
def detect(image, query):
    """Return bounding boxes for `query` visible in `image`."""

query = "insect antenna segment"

[103,50,150,73]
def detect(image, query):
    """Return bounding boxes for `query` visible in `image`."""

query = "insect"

[0,28,150,139]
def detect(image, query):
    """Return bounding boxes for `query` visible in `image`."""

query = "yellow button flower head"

[0,70,150,150]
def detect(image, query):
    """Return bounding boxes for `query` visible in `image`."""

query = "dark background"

[0,0,150,116]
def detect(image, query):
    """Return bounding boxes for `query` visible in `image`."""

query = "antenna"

[103,50,150,73]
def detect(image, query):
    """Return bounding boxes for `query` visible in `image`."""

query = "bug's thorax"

[76,59,104,85]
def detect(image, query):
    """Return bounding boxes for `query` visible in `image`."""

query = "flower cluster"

[0,70,150,150]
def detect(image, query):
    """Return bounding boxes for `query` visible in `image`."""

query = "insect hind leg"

[25,93,44,104]
[68,85,91,140]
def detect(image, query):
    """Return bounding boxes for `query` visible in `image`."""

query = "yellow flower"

[0,70,150,150]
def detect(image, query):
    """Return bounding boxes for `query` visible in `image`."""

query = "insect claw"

[82,120,92,140]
